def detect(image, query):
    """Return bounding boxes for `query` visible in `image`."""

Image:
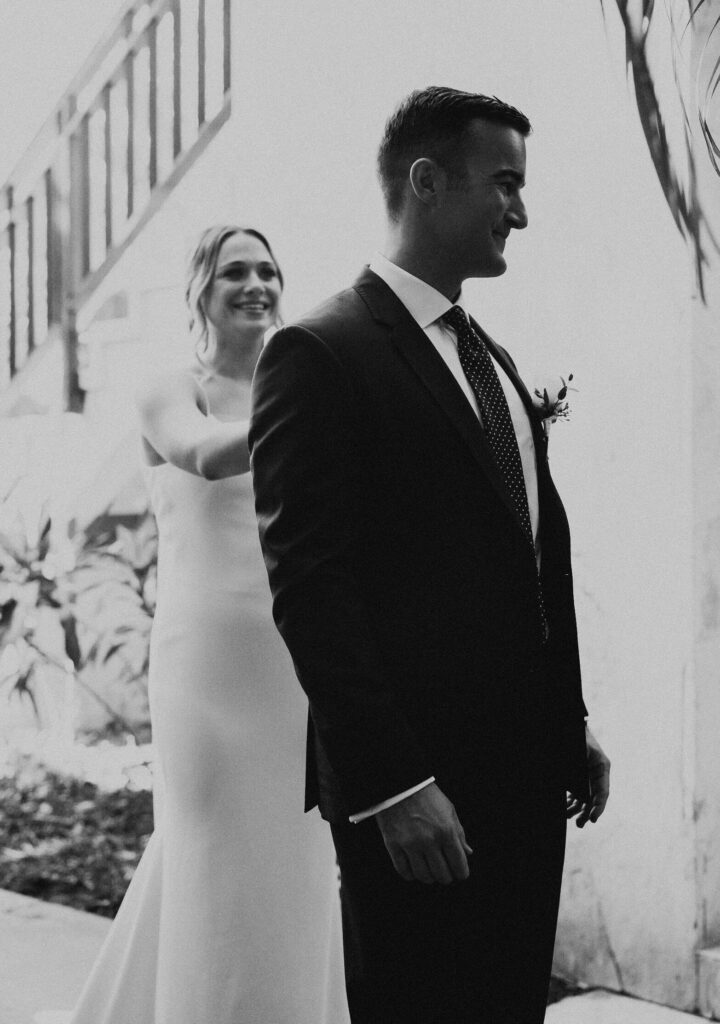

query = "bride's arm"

[135,372,250,479]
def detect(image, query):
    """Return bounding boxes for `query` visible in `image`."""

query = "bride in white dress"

[67,226,349,1024]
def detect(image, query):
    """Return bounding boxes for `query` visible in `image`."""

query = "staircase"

[0,0,231,416]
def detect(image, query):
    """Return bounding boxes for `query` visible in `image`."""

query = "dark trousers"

[331,782,567,1024]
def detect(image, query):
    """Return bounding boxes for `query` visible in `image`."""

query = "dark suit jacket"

[249,268,589,822]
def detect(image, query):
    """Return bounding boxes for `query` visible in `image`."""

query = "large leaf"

[10,666,40,721]
[0,529,30,571]
[60,614,82,671]
[36,514,52,564]
[697,10,720,173]
[605,0,720,299]
[111,521,158,573]
[1,504,157,733]
[0,598,23,648]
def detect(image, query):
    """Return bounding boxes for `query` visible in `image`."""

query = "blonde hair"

[185,225,284,354]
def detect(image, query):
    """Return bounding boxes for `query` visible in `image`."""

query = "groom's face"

[438,119,528,279]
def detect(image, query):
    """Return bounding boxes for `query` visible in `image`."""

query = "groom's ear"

[409,157,442,207]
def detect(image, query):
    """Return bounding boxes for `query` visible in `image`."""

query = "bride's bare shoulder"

[135,365,208,416]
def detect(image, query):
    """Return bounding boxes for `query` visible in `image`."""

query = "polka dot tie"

[442,305,548,642]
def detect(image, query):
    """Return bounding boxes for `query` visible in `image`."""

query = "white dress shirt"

[348,254,539,823]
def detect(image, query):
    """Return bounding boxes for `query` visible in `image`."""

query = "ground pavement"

[0,889,708,1024]
[0,889,108,1024]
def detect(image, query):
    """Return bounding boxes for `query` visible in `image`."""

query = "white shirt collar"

[368,252,469,330]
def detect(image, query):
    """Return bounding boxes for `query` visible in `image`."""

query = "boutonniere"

[532,374,575,433]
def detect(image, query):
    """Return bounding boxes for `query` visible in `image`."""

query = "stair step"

[0,889,109,1024]
[547,990,705,1022]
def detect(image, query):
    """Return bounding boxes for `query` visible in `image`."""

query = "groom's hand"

[374,782,473,885]
[566,725,611,828]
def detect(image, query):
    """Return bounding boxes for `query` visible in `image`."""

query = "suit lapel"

[354,269,526,530]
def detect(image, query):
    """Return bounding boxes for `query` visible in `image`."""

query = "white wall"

[690,9,720,950]
[230,0,701,1008]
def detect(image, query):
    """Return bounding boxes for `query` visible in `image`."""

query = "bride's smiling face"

[204,232,282,338]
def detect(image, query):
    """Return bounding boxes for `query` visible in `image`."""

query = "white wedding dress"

[65,451,348,1023]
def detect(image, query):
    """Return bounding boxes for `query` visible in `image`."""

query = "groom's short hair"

[377,86,531,221]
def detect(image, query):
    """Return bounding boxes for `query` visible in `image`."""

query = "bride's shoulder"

[135,366,208,416]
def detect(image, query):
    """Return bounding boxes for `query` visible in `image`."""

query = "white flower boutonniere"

[532,374,576,434]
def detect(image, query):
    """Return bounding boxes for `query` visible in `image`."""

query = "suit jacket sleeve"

[249,324,434,812]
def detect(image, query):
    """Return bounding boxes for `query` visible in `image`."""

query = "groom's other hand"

[566,725,611,828]
[375,782,473,884]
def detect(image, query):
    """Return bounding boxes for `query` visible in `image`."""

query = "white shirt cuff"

[348,777,436,824]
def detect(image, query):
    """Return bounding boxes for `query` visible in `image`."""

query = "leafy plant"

[602,1,720,299]
[70,516,158,707]
[0,754,153,917]
[0,504,158,741]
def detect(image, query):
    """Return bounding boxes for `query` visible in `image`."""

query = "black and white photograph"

[0,2,718,1022]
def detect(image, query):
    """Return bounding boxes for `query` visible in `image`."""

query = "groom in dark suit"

[250,86,610,1023]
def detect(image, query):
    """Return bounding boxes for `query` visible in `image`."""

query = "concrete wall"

[690,0,720,972]
[693,271,720,969]
[228,0,704,1009]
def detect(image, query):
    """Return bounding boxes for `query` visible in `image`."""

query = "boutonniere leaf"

[532,374,576,424]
